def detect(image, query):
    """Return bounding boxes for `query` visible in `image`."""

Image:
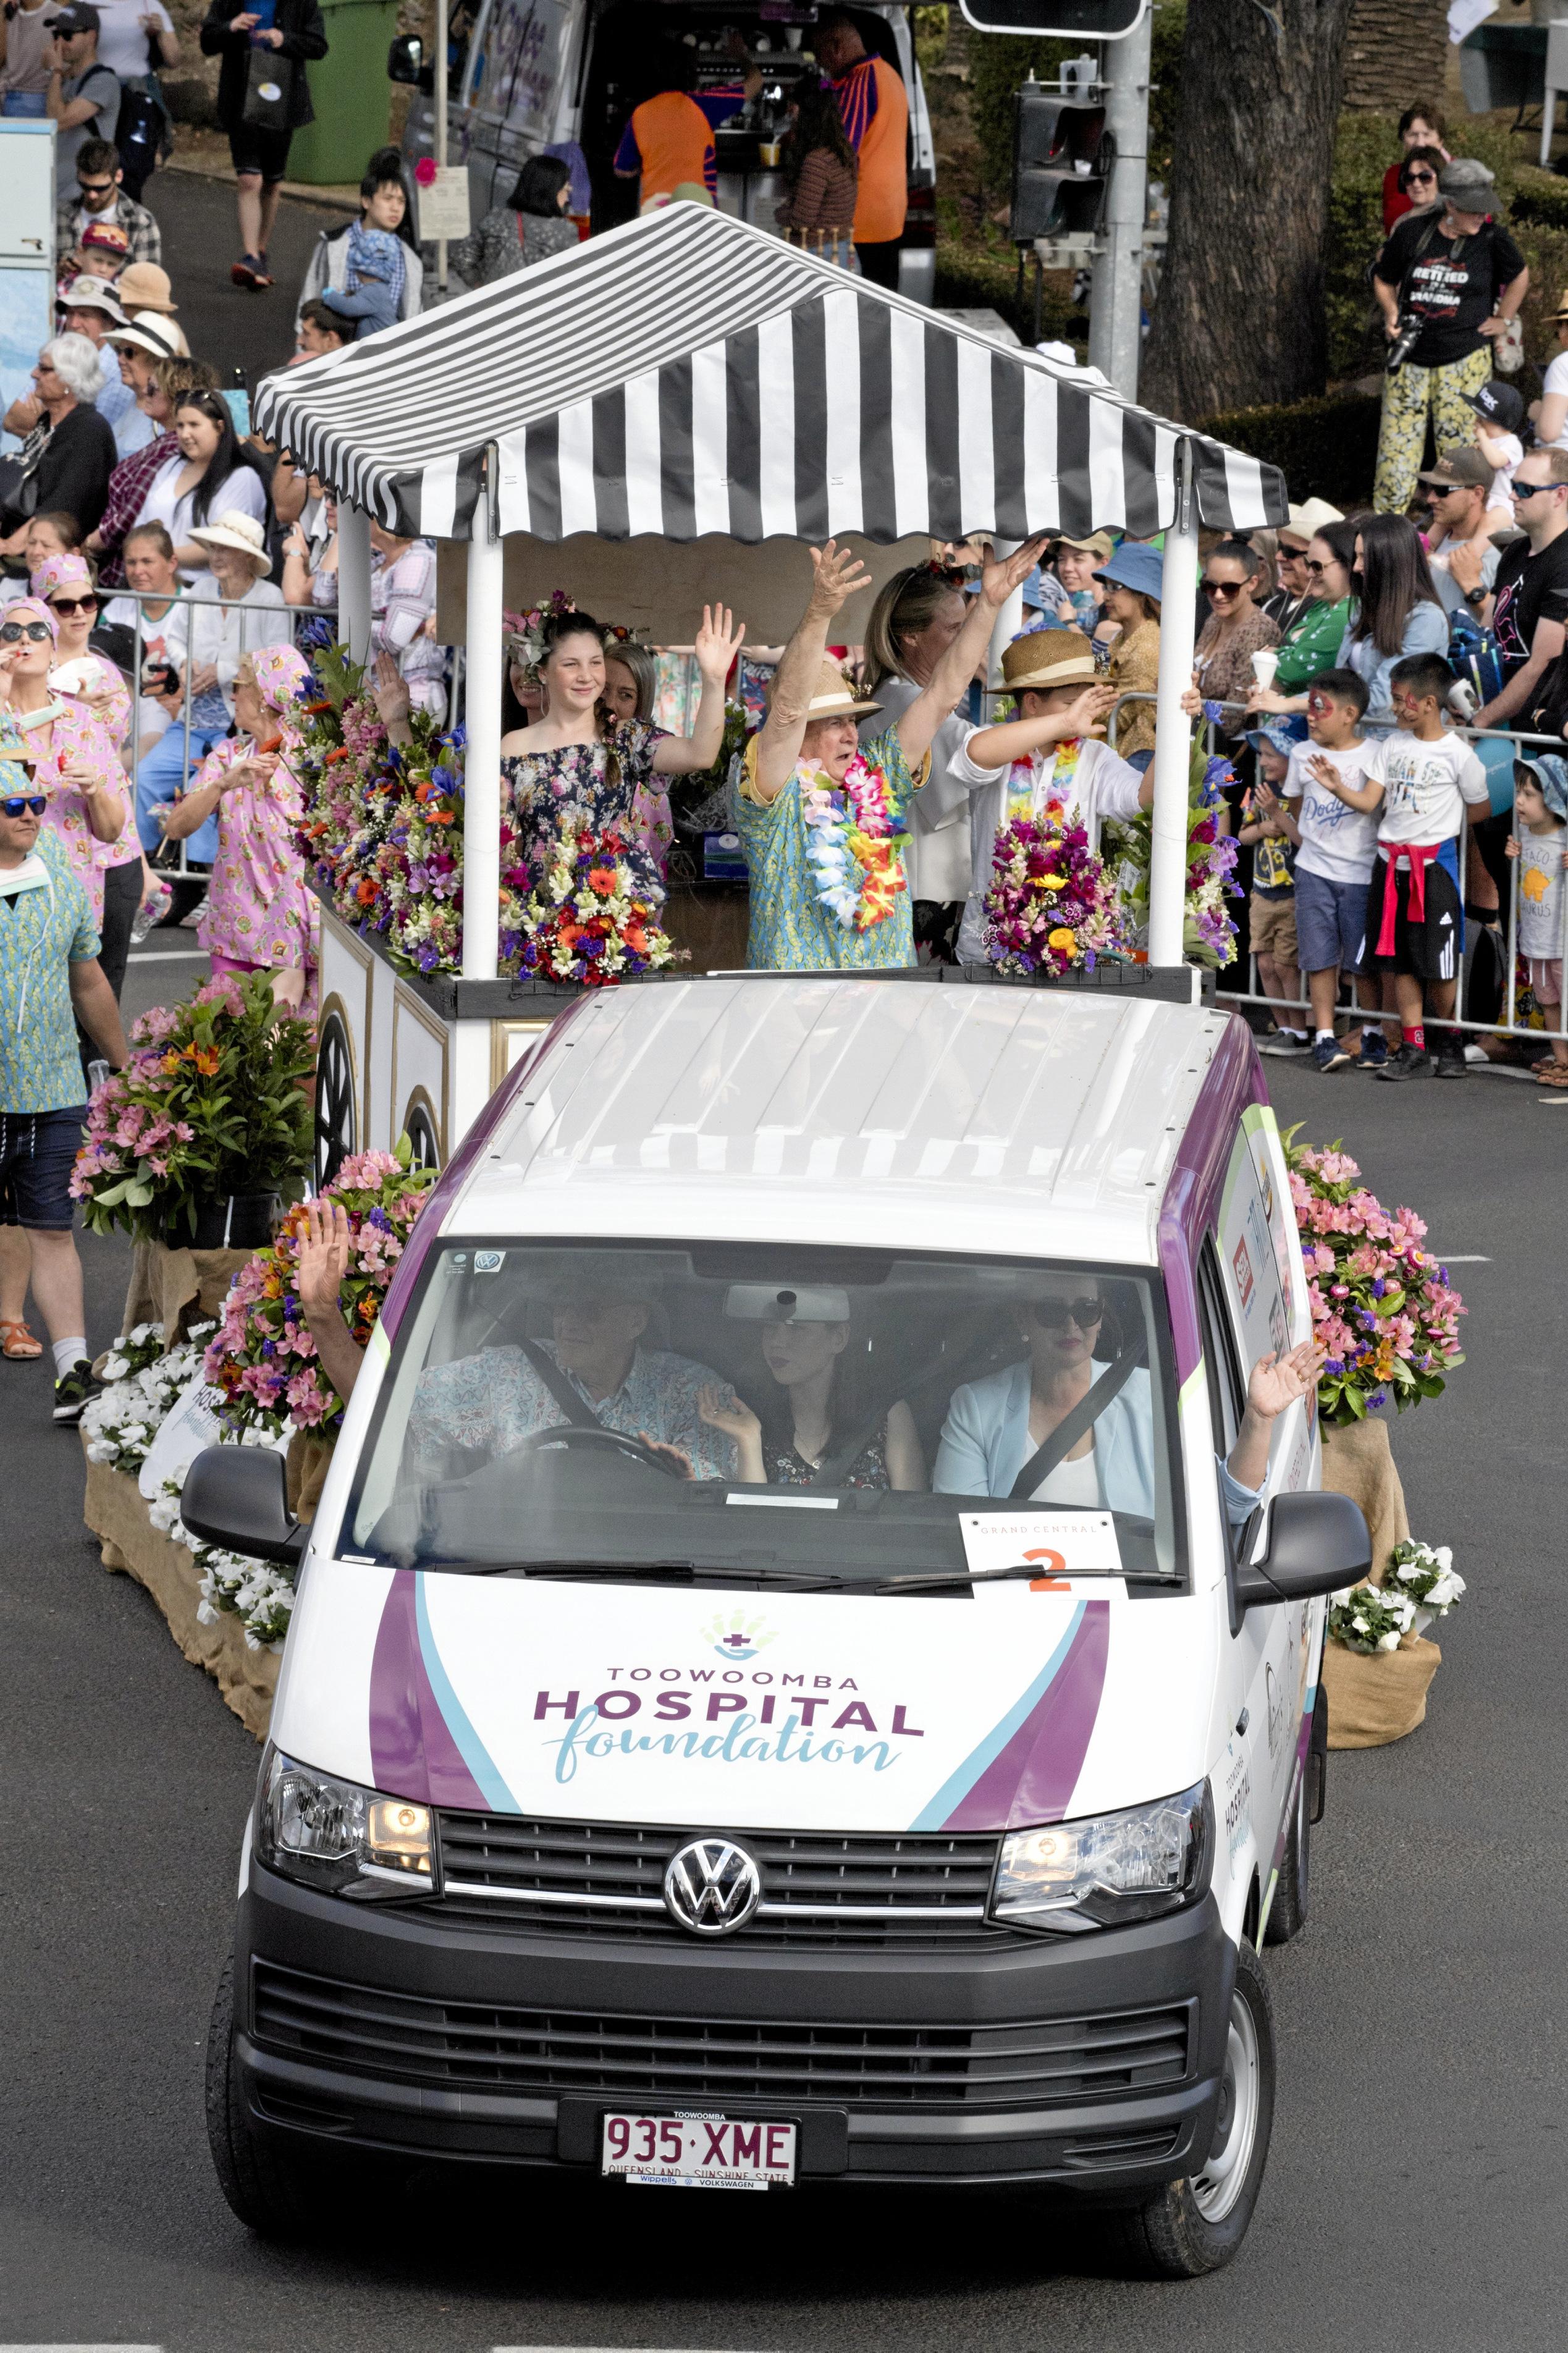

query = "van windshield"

[345,1243,1183,1585]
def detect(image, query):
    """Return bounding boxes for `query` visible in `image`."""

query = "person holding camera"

[1370,156,1528,518]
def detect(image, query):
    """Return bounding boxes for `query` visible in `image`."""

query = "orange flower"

[192,1046,220,1076]
[587,865,617,893]
[161,1049,181,1074]
[356,879,378,906]
[426,808,453,826]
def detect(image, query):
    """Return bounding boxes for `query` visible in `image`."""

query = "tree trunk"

[1342,0,1448,113]
[1142,0,1357,421]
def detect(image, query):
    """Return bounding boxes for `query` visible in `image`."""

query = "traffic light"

[1010,83,1111,243]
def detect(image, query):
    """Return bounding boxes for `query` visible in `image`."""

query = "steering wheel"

[513,1422,690,1480]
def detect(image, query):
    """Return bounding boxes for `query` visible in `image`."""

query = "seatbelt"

[521,1338,601,1428]
[1008,1337,1147,1502]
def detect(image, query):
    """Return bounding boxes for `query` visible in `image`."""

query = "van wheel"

[1263,1757,1311,1946]
[1103,1942,1276,2278]
[205,1952,313,2237]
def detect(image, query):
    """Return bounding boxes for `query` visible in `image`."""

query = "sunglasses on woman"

[1406,169,1436,186]
[1305,559,1338,577]
[0,621,51,644]
[1031,1297,1104,1329]
[1,795,48,817]
[1203,579,1242,599]
[48,594,98,617]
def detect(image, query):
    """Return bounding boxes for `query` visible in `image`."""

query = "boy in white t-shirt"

[1506,756,1568,1086]
[943,629,1152,965]
[1367,651,1491,1081]
[1468,379,1525,518]
[1277,667,1388,1073]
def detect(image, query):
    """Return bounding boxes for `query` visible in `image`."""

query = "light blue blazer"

[933,1359,1260,1525]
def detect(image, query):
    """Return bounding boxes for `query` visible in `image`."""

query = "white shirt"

[859,677,972,903]
[1376,729,1490,849]
[133,456,268,584]
[1517,826,1567,958]
[93,0,172,79]
[947,730,1145,964]
[183,575,290,710]
[1542,351,1568,454]
[1283,739,1383,886]
[1481,429,1523,517]
[1031,1443,1101,1508]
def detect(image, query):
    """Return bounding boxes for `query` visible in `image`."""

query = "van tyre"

[1103,1941,1276,2278]
[205,1952,314,2237]
[1263,1756,1311,1946]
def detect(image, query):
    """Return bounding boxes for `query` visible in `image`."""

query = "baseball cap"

[1416,448,1493,492]
[52,4,103,31]
[1465,379,1525,432]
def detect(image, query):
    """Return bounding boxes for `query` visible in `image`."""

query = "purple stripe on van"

[366,1568,488,1809]
[378,998,590,1345]
[940,1599,1110,1832]
[1158,1018,1267,1383]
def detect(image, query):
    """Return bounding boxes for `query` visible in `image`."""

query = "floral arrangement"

[195,1547,297,1651]
[799,748,909,932]
[204,1139,436,1438]
[1326,1582,1417,1655]
[1385,1539,1465,1622]
[72,974,314,1243]
[290,638,468,980]
[1284,1131,1465,1424]
[982,806,1129,977]
[502,817,680,985]
[502,590,577,685]
[1107,733,1242,968]
[82,1321,211,1474]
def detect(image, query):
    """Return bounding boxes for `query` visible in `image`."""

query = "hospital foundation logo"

[704,1610,777,1663]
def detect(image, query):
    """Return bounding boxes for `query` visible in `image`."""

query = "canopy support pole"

[1149,441,1197,969]
[986,538,1022,696]
[463,449,503,982]
[339,501,373,667]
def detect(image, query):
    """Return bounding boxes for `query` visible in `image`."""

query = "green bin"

[286,0,400,187]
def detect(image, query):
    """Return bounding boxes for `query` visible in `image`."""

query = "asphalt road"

[141,167,355,387]
[2,984,1564,2352]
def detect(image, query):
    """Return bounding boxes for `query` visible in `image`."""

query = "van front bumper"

[232,1865,1236,2194]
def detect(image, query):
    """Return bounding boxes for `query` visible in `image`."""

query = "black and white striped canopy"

[255,204,1286,544]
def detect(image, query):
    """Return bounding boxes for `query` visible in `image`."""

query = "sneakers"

[1435,1037,1467,1080]
[53,1359,101,1425]
[1259,1030,1310,1057]
[177,889,209,930]
[1374,1041,1431,1083]
[1312,1034,1352,1072]
[1357,1029,1389,1071]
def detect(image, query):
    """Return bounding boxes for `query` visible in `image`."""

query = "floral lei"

[797,749,909,931]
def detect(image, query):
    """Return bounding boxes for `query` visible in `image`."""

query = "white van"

[391,0,939,303]
[188,976,1368,2276]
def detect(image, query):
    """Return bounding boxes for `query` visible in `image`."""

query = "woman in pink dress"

[161,643,319,1017]
[0,599,130,933]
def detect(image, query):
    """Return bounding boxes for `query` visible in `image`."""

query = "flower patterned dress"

[501,717,672,882]
[21,695,133,924]
[733,728,922,971]
[180,737,319,1018]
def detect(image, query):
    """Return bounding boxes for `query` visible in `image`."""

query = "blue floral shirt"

[733,727,921,971]
[0,830,99,1114]
[413,1341,740,1480]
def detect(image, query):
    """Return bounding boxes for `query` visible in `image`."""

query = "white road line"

[493,2346,785,2351]
[0,2343,164,2349]
[1435,1255,1491,1263]
[128,948,206,961]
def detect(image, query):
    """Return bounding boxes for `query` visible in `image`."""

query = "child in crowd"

[65,219,130,285]
[321,224,405,342]
[1238,717,1305,1054]
[1469,380,1525,520]
[1366,651,1491,1081]
[1278,668,1389,1073]
[1507,756,1568,1087]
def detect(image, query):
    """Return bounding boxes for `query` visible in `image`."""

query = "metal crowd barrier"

[1106,688,1568,1054]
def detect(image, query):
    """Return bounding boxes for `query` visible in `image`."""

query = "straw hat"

[187,509,269,565]
[107,311,184,363]
[804,657,880,719]
[1000,629,1097,694]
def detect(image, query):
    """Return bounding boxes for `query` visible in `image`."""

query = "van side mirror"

[1233,1489,1370,1616]
[387,33,423,84]
[181,1445,305,1568]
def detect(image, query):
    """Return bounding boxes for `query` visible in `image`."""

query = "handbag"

[242,43,295,129]
[0,453,40,526]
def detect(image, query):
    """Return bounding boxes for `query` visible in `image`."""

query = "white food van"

[186,973,1368,2276]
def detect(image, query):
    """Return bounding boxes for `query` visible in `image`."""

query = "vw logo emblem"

[663,1837,762,1937]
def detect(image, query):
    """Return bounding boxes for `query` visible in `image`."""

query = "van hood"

[274,1565,1215,1835]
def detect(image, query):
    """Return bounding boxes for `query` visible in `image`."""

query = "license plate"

[601,2110,797,2190]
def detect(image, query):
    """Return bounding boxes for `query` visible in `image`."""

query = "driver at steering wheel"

[411,1277,743,1481]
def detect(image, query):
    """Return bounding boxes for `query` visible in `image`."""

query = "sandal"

[0,1318,42,1360]
[1535,1064,1568,1088]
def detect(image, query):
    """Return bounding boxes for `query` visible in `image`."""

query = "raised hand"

[694,604,747,687]
[806,539,872,620]
[1061,682,1116,740]
[977,534,1050,609]
[698,1383,762,1446]
[1246,1340,1321,1422]
[369,649,412,732]
[295,1198,352,1319]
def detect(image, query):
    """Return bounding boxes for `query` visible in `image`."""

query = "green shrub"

[935,239,1086,345]
[1195,394,1383,509]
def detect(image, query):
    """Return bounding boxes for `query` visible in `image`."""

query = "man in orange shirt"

[817,8,908,289]
[614,49,717,207]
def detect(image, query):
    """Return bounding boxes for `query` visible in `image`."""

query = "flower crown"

[502,589,578,682]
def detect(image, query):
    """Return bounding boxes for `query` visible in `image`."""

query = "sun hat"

[1053,530,1115,564]
[187,509,269,564]
[1438,156,1494,209]
[1093,541,1164,603]
[803,657,880,719]
[1280,497,1344,547]
[1417,449,1493,491]
[1000,629,1097,693]
[116,262,179,318]
[59,277,125,322]
[1242,717,1304,759]
[106,311,184,363]
[32,552,95,602]
[1516,751,1568,822]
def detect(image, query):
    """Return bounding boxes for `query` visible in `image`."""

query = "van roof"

[446,978,1235,1265]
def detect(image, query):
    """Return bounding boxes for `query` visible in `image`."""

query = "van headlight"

[255,1748,435,1896]
[989,1781,1213,1933]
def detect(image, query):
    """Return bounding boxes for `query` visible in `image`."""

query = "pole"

[463,450,503,982]
[338,500,373,665]
[1089,2,1152,400]
[986,538,1024,696]
[435,0,449,298]
[1148,439,1197,969]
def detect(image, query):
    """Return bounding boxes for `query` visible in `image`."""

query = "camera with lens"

[1385,311,1423,374]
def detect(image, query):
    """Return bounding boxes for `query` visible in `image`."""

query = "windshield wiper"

[448,1559,849,1590]
[874,1561,1128,1596]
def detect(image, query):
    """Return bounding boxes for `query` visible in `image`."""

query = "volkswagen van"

[186,975,1368,2277]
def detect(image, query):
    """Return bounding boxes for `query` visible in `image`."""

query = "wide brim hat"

[59,277,125,321]
[116,262,179,316]
[187,509,269,562]
[1093,541,1164,603]
[804,657,880,719]
[1000,628,1097,693]
[106,311,183,363]
[1281,497,1344,546]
